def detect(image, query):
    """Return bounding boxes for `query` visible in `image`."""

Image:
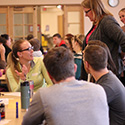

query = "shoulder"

[74,53,82,59]
[76,80,105,92]
[33,57,45,69]
[33,57,43,63]
[101,15,118,24]
[97,71,124,90]
[6,67,12,75]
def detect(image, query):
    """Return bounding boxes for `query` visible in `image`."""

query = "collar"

[18,60,35,71]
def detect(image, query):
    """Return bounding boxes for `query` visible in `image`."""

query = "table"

[0,75,7,84]
[0,92,26,125]
[0,75,5,80]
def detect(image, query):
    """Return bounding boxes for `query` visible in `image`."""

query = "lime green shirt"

[6,57,53,92]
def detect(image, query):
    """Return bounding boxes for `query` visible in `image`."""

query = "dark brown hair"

[88,40,117,74]
[43,47,75,82]
[29,38,40,51]
[84,45,108,71]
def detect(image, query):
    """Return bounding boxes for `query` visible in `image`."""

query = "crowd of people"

[0,0,125,125]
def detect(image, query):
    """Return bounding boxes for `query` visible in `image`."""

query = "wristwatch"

[108,0,119,7]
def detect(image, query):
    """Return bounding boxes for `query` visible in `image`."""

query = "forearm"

[6,68,21,92]
[0,52,5,61]
[0,60,6,69]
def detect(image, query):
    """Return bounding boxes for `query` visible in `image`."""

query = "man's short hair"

[84,45,108,71]
[53,33,61,39]
[43,47,75,82]
[29,38,40,51]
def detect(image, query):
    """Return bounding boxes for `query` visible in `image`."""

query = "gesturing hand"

[15,65,28,81]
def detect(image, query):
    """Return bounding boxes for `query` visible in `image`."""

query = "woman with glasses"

[6,39,53,92]
[81,0,125,82]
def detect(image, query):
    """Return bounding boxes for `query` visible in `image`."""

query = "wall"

[0,0,82,6]
[41,7,63,36]
[0,0,125,35]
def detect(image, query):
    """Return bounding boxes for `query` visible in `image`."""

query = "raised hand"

[15,65,28,81]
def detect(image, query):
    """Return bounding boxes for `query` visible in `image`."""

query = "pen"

[16,102,18,118]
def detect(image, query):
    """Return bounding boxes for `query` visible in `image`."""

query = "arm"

[22,89,45,125]
[0,60,6,69]
[102,16,125,52]
[0,44,5,61]
[6,68,20,92]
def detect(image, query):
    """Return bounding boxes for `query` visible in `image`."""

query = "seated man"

[53,33,67,48]
[83,44,125,125]
[22,47,109,125]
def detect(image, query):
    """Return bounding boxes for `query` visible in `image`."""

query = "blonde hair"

[81,0,112,24]
[6,39,26,83]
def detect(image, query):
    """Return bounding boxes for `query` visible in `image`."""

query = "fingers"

[15,70,26,81]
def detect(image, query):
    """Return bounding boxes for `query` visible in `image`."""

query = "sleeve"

[101,84,115,103]
[22,90,45,125]
[102,16,125,52]
[6,68,20,92]
[40,59,53,87]
[0,60,6,69]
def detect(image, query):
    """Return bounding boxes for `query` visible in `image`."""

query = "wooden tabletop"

[0,74,5,80]
[0,92,26,125]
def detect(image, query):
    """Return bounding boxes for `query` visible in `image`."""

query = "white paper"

[3,92,21,97]
[0,119,11,125]
[0,98,9,105]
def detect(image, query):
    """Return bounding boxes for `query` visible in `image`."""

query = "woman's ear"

[17,51,22,58]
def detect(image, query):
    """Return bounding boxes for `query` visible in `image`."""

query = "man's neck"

[75,46,82,54]
[91,68,109,82]
[54,76,75,84]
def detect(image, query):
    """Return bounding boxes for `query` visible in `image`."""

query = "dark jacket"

[81,15,125,78]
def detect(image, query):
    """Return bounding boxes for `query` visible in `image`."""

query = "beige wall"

[0,0,125,35]
[41,7,63,36]
[0,0,82,6]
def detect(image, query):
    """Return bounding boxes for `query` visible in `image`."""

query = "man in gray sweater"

[22,47,109,125]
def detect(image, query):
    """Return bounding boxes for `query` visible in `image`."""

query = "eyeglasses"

[19,46,34,52]
[85,9,91,14]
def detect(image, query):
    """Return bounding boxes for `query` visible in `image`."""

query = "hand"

[0,44,5,54]
[15,65,28,81]
[0,44,5,61]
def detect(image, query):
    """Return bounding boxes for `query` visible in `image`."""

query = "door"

[63,5,84,35]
